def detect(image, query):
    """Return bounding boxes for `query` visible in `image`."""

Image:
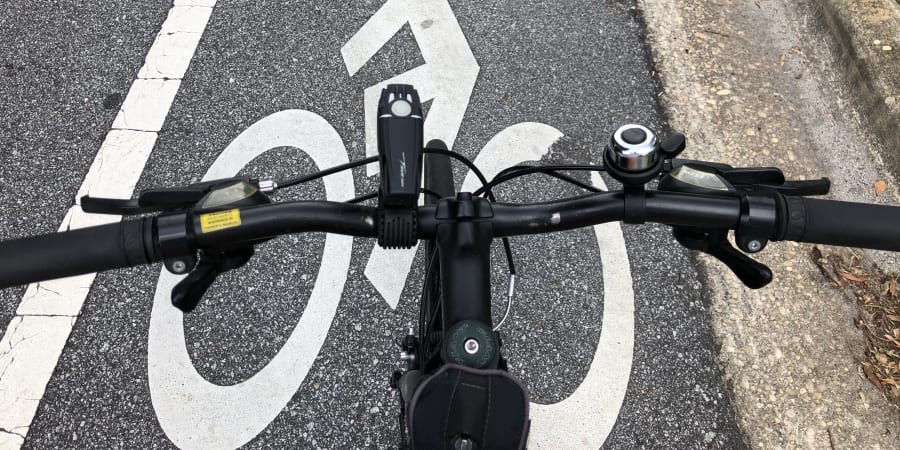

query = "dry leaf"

[864,364,881,386]
[877,353,889,365]
[876,180,888,195]
[884,278,899,297]
[840,271,868,282]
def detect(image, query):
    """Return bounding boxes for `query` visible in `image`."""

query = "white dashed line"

[0,2,216,447]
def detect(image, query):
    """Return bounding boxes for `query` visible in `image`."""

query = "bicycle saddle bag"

[407,364,530,449]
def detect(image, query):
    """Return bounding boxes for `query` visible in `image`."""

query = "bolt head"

[172,261,187,273]
[464,338,479,355]
[748,240,762,252]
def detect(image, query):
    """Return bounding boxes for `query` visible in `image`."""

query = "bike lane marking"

[147,110,356,450]
[459,124,635,447]
[0,1,215,446]
[3,0,652,444]
[342,0,480,308]
[139,1,634,445]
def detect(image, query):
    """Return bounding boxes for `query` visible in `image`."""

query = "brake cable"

[274,156,378,190]
[475,164,607,197]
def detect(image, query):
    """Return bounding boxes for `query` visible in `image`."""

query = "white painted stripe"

[0,317,76,447]
[529,172,635,448]
[112,79,182,131]
[0,2,216,447]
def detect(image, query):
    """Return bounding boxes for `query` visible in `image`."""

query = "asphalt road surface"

[1,0,747,448]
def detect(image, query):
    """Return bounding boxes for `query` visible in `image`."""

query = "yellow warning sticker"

[200,209,241,233]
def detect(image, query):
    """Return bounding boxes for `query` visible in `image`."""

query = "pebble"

[884,46,893,52]
[716,89,732,96]
[704,431,716,443]
[874,39,882,45]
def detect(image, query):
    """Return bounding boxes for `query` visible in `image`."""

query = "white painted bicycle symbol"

[147,1,635,448]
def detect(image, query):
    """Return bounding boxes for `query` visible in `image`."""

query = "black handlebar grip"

[0,218,157,289]
[780,196,900,251]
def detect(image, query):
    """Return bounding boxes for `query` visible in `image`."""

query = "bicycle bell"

[607,124,660,171]
[603,124,664,187]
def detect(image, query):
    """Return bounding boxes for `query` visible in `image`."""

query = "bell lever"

[659,132,686,159]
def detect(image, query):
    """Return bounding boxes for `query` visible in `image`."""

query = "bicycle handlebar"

[0,219,154,288]
[1,191,899,289]
[781,196,900,250]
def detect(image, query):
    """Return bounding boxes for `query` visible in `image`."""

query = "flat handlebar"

[1,191,899,289]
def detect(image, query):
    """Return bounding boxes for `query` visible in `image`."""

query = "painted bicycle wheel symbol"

[148,1,635,448]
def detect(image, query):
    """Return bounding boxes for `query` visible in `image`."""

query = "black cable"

[495,164,604,192]
[422,148,492,199]
[496,163,607,177]
[346,191,378,204]
[418,249,439,363]
[482,164,606,194]
[504,167,598,193]
[422,148,518,277]
[275,156,378,189]
[475,164,606,197]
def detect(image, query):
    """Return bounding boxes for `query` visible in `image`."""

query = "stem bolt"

[747,240,762,252]
[464,338,479,355]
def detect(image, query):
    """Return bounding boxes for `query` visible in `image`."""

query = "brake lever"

[756,178,831,196]
[81,176,260,215]
[673,228,773,289]
[720,167,785,185]
[666,158,734,173]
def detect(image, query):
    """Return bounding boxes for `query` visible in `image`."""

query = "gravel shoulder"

[638,0,900,447]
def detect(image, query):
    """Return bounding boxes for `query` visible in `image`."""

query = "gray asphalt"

[0,0,170,338]
[3,0,747,448]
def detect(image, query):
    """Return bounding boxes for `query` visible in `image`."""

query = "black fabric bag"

[408,364,530,449]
